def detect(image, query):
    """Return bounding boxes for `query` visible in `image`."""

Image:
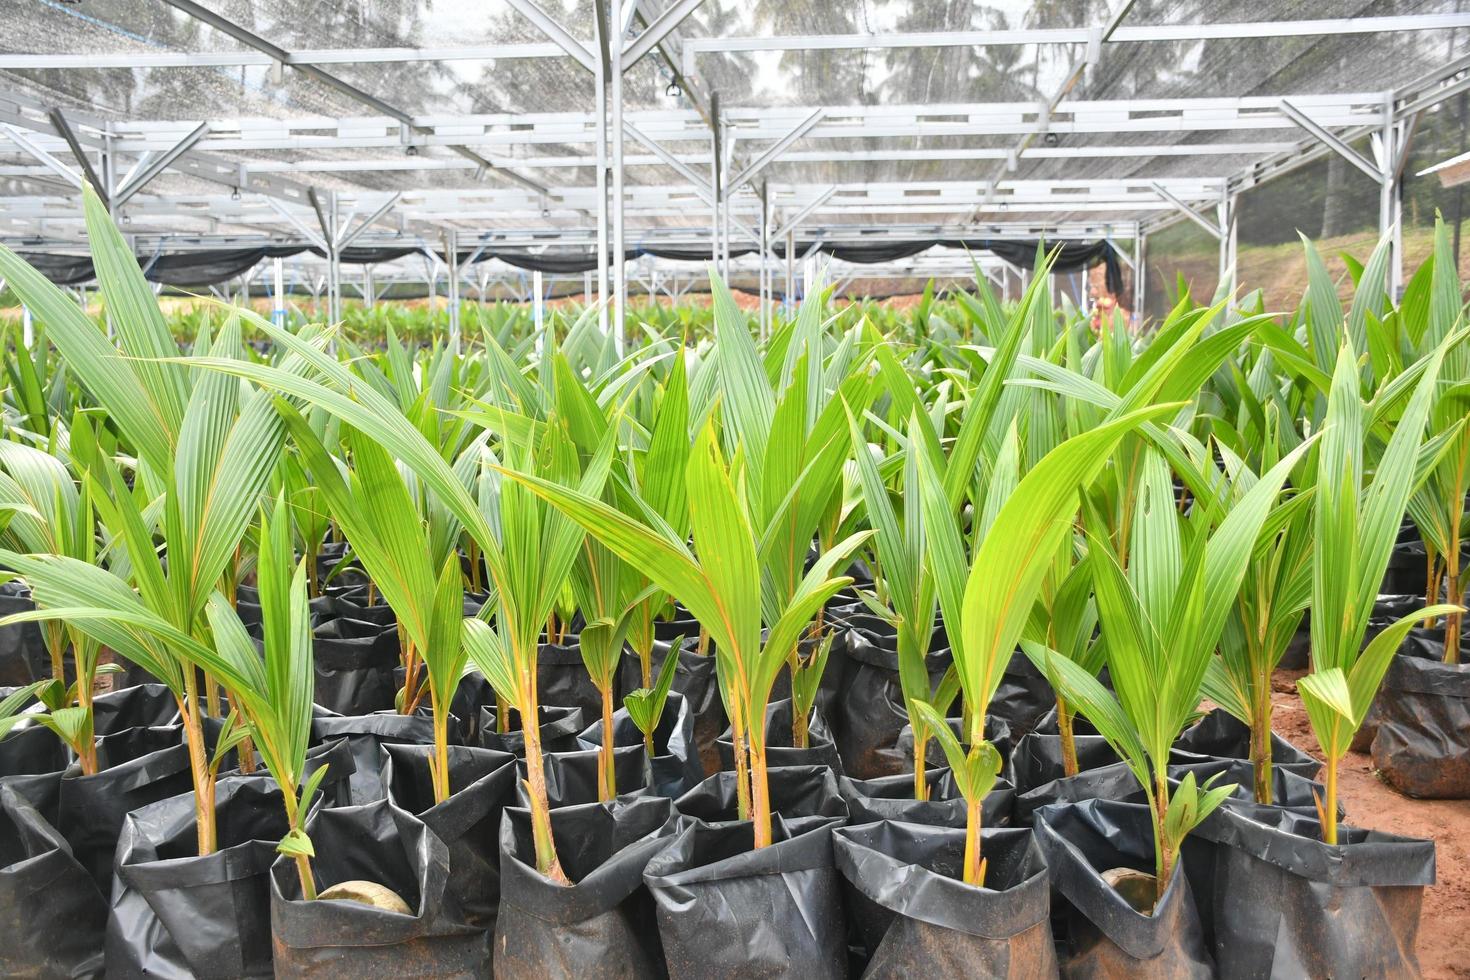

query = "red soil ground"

[1272,668,1470,979]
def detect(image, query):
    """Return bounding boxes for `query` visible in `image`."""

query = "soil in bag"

[270,798,490,977]
[834,821,1057,978]
[839,766,1015,828]
[1371,626,1470,798]
[675,764,849,833]
[477,703,585,756]
[105,776,289,979]
[643,815,847,980]
[832,614,953,779]
[309,706,438,804]
[0,782,107,979]
[381,742,516,929]
[58,725,199,890]
[617,635,723,775]
[529,741,650,808]
[715,698,844,774]
[1033,798,1213,979]
[578,690,705,799]
[1193,800,1434,979]
[494,795,678,979]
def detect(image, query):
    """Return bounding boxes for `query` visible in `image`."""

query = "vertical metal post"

[610,0,626,357]
[710,91,722,281]
[785,229,795,313]
[364,264,376,308]
[1135,232,1147,326]
[21,304,33,347]
[584,270,593,304]
[533,268,545,357]
[444,229,461,348]
[326,191,341,323]
[1218,192,1238,298]
[758,181,769,341]
[272,256,286,327]
[1379,108,1406,299]
[721,136,733,280]
[594,7,610,336]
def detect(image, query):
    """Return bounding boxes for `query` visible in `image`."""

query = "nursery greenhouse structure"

[1,1,1470,979]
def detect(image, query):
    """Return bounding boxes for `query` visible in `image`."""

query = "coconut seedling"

[282,415,468,803]
[202,497,332,900]
[502,420,870,847]
[1202,439,1315,804]
[844,260,1053,798]
[710,275,875,748]
[0,192,288,853]
[0,433,106,774]
[1299,337,1463,844]
[1034,442,1307,902]
[913,405,1177,886]
[1401,221,1470,662]
[624,643,682,757]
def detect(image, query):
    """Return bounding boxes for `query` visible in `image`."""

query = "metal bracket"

[1279,98,1384,183]
[624,0,705,67]
[771,186,837,241]
[725,108,826,194]
[113,122,209,207]
[337,192,402,251]
[46,109,108,202]
[1150,182,1223,239]
[2,124,84,190]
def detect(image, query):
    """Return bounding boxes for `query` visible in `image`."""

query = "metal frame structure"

[4,3,1470,334]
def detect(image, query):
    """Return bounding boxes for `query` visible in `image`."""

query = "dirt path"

[1272,668,1470,979]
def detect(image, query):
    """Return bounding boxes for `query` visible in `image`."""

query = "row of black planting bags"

[0,669,1433,979]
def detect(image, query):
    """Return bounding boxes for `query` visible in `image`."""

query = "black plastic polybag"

[833,821,1057,977]
[495,795,677,979]
[1033,799,1213,978]
[58,725,198,890]
[643,817,847,980]
[531,742,650,808]
[381,742,516,928]
[0,582,50,686]
[896,715,1014,781]
[675,764,848,831]
[578,690,705,799]
[0,782,107,979]
[105,776,288,978]
[269,799,490,977]
[309,707,436,804]
[91,684,181,735]
[832,614,952,779]
[537,636,606,722]
[1193,801,1434,979]
[618,639,722,774]
[716,698,843,774]
[477,703,584,756]
[0,724,70,808]
[308,616,400,716]
[839,767,1014,828]
[234,583,335,628]
[988,653,1056,736]
[1173,707,1319,781]
[1370,630,1470,797]
[320,584,397,627]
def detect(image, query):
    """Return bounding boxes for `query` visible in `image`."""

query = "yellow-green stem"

[962,795,984,886]
[1322,755,1339,845]
[913,731,929,802]
[431,693,451,805]
[1057,696,1080,778]
[1154,770,1173,904]
[598,686,617,801]
[178,682,217,856]
[749,737,772,849]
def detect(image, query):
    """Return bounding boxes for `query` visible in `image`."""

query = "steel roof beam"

[1278,99,1384,183]
[112,122,210,208]
[159,0,550,196]
[45,110,108,204]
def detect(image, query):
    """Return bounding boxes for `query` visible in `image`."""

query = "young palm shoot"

[1202,442,1314,803]
[0,437,104,774]
[500,422,870,848]
[1301,338,1463,844]
[204,498,330,899]
[283,417,466,804]
[1034,443,1306,903]
[624,644,682,758]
